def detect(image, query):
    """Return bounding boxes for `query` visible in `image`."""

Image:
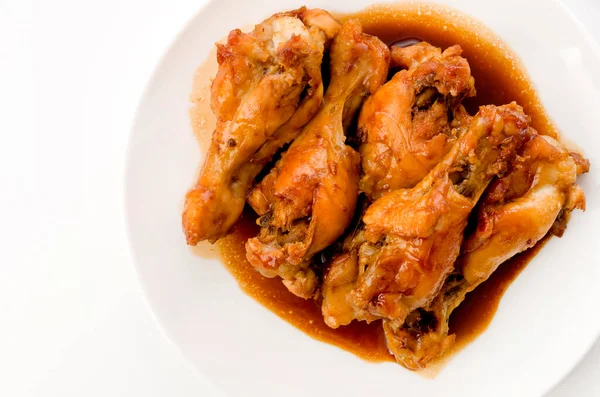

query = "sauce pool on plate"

[339,4,559,139]
[217,211,550,365]
[191,3,560,367]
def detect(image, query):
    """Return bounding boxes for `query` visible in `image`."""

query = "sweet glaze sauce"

[448,235,550,350]
[339,4,559,139]
[217,213,392,362]
[218,213,551,366]
[191,3,561,369]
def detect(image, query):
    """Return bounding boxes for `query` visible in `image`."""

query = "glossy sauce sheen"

[212,4,560,366]
[218,214,391,362]
[219,213,550,364]
[341,4,559,138]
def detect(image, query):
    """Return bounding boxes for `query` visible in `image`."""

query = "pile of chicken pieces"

[182,8,589,369]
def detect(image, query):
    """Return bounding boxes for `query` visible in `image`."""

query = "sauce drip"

[192,3,561,369]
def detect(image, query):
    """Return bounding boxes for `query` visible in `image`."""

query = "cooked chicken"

[245,20,390,298]
[461,134,588,282]
[322,43,473,326]
[353,103,530,323]
[322,214,382,328]
[322,246,365,327]
[384,133,589,369]
[382,274,465,369]
[358,43,476,200]
[182,8,340,244]
[322,111,472,328]
[300,8,342,40]
[182,6,590,368]
[322,103,530,331]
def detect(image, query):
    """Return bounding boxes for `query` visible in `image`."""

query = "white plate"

[125,0,600,396]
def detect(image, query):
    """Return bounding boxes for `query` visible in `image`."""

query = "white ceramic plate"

[125,0,600,396]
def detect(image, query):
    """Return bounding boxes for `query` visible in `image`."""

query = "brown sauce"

[339,4,559,139]
[449,235,550,350]
[192,3,561,368]
[218,213,551,365]
[217,213,391,362]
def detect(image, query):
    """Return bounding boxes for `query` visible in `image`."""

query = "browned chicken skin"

[182,8,590,368]
[322,110,472,328]
[385,133,589,369]
[353,103,530,323]
[461,134,587,282]
[322,43,474,328]
[182,8,340,244]
[358,43,476,200]
[322,228,380,328]
[245,20,390,298]
[323,103,531,333]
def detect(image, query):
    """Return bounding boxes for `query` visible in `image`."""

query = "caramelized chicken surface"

[385,133,589,369]
[358,43,476,200]
[322,111,473,328]
[461,134,588,282]
[323,103,531,331]
[182,8,590,370]
[322,42,474,328]
[245,20,390,298]
[322,214,379,328]
[353,103,530,323]
[182,8,340,244]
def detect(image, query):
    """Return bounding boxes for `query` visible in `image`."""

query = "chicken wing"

[182,8,340,244]
[245,20,390,299]
[358,43,476,200]
[384,133,589,369]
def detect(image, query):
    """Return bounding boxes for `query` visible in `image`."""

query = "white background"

[0,0,598,396]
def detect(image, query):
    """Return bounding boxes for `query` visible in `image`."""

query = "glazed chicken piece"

[384,133,589,369]
[182,8,340,244]
[321,110,473,328]
[245,21,390,298]
[322,242,365,327]
[243,9,342,171]
[381,275,464,370]
[321,203,381,328]
[353,103,530,324]
[322,44,474,325]
[461,134,588,282]
[358,42,476,200]
[323,103,530,331]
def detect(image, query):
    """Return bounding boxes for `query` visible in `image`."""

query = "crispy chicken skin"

[182,8,340,245]
[385,133,589,369]
[358,43,476,200]
[245,21,390,298]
